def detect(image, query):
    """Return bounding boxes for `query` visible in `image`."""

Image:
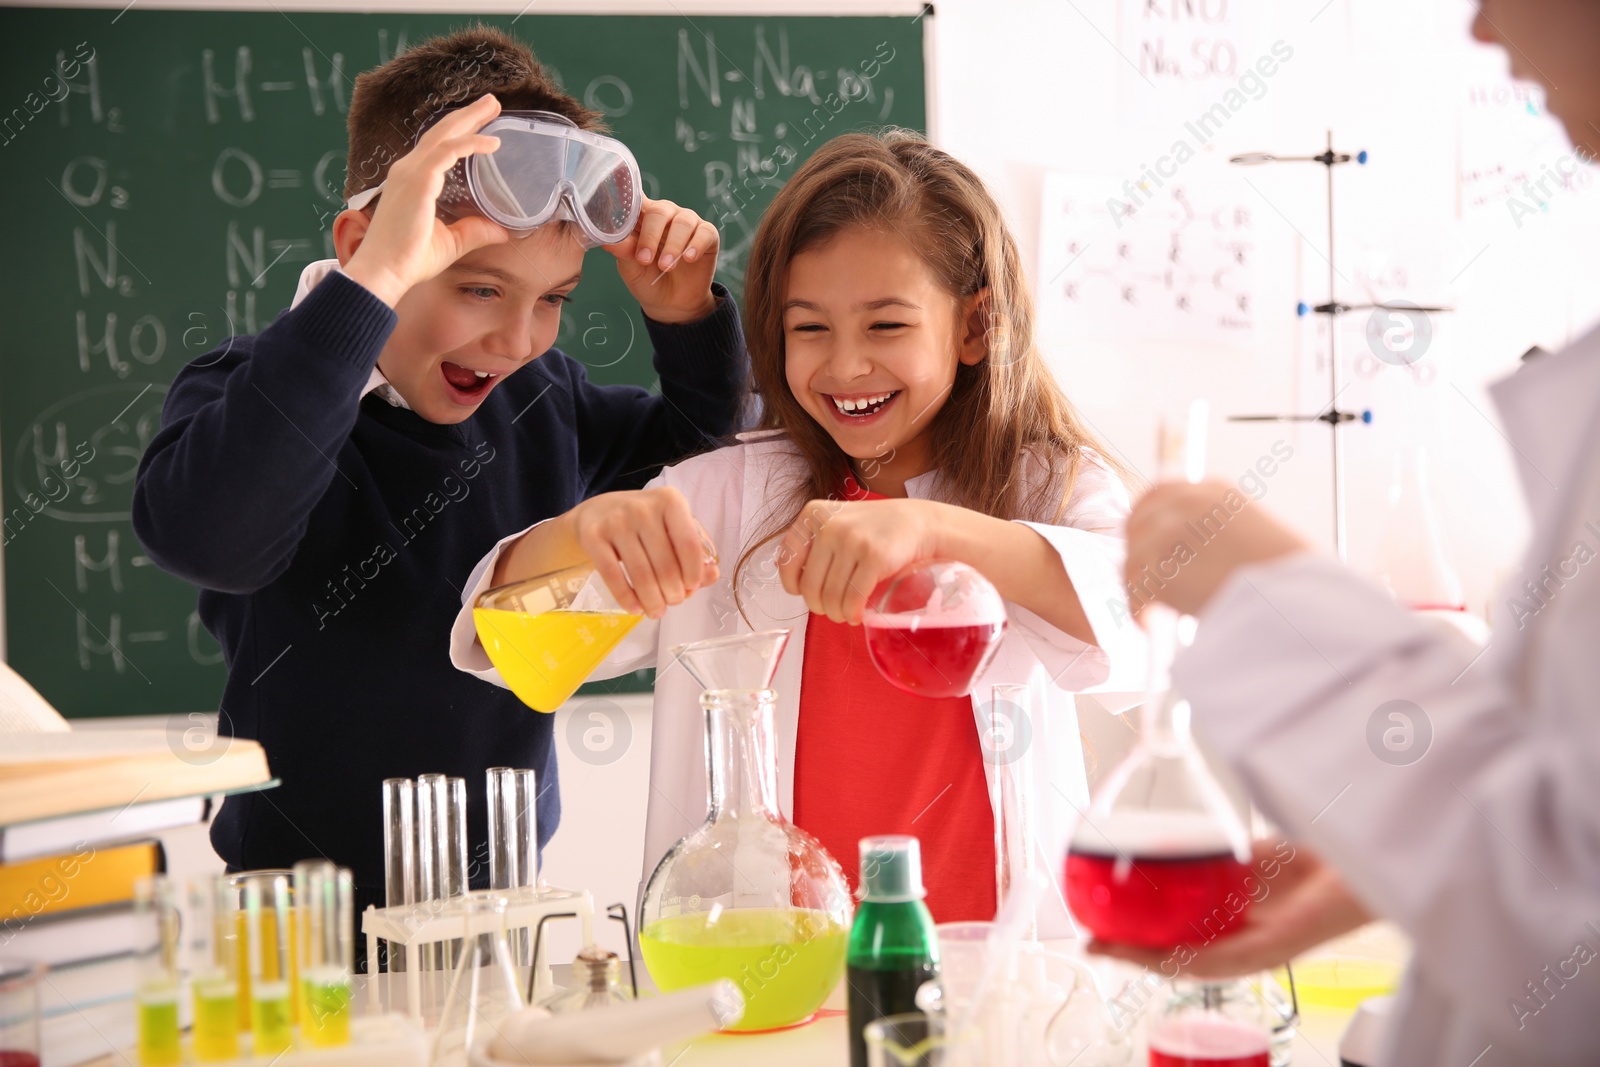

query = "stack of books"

[0,662,274,1066]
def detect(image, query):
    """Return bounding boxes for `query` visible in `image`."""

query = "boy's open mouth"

[828,390,899,421]
[440,360,502,404]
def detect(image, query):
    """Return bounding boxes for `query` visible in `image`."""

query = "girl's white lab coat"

[451,432,1147,936]
[1173,327,1600,1066]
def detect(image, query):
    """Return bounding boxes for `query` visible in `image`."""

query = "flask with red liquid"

[1146,978,1294,1067]
[863,561,1007,698]
[1064,401,1254,949]
[1063,684,1253,948]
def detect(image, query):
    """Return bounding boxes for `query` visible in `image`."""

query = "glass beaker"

[133,876,180,1067]
[293,860,354,1047]
[916,922,1129,1067]
[1147,978,1295,1067]
[432,895,525,1067]
[863,562,1007,697]
[0,961,45,1067]
[187,875,239,1062]
[474,561,643,712]
[639,630,852,1032]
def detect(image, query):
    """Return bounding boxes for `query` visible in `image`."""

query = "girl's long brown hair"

[734,129,1134,604]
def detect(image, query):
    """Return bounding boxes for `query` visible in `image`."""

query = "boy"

[131,27,745,922]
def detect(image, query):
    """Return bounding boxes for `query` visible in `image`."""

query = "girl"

[451,130,1145,931]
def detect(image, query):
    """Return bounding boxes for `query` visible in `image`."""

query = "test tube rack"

[361,886,596,1021]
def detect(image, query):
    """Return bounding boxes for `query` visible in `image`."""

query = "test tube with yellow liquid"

[244,873,294,1055]
[473,561,645,711]
[133,877,181,1067]
[187,875,240,1062]
[293,860,354,1047]
[225,871,297,1034]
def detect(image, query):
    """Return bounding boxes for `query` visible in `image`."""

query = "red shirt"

[790,478,998,923]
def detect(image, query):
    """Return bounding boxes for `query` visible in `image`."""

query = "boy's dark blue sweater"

[132,270,745,911]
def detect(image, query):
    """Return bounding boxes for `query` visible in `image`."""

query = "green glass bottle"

[847,835,940,1067]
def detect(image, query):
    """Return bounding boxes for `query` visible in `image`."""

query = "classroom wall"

[930,0,1600,621]
[12,0,1598,951]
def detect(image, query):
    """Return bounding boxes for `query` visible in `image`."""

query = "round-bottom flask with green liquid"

[639,631,852,1032]
[846,836,940,1067]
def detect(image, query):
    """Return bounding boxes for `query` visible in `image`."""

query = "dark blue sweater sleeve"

[132,272,397,594]
[569,282,749,494]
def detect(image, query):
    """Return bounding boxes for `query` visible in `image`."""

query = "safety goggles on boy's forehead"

[345,110,642,248]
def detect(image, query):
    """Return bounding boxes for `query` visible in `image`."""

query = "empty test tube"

[446,776,468,899]
[382,777,416,973]
[416,773,448,970]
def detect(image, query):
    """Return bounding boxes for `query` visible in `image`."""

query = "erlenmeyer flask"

[864,562,1007,697]
[1373,444,1466,612]
[1065,402,1253,949]
[1063,681,1252,947]
[638,630,852,1032]
[432,895,525,1067]
[474,561,642,712]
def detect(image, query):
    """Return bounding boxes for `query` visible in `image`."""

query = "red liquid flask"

[1064,821,1252,948]
[1148,1013,1271,1067]
[1065,673,1252,947]
[863,561,1006,698]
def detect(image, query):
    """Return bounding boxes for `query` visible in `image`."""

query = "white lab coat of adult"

[451,431,1148,936]
[1173,327,1600,1066]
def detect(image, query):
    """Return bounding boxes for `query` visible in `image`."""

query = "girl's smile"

[782,226,985,494]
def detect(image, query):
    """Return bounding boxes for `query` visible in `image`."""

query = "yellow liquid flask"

[244,873,294,1055]
[133,877,181,1067]
[474,561,642,712]
[187,875,240,1062]
[639,631,852,1032]
[226,870,298,1034]
[293,860,354,1048]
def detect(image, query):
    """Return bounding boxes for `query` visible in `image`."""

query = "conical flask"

[431,895,525,1067]
[1065,402,1254,949]
[639,630,852,1032]
[1373,444,1466,612]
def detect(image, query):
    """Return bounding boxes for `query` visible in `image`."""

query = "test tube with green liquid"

[133,877,180,1067]
[187,874,240,1062]
[244,873,294,1055]
[293,859,354,1047]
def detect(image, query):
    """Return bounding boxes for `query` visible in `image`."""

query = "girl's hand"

[777,499,942,624]
[572,488,718,619]
[1124,479,1310,618]
[604,198,721,324]
[342,94,511,308]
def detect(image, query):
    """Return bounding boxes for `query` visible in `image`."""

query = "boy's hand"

[777,499,943,625]
[605,198,721,324]
[1087,841,1374,978]
[572,487,719,619]
[1124,479,1310,618]
[342,94,511,308]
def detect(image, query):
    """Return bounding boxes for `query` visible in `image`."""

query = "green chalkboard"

[0,6,927,717]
